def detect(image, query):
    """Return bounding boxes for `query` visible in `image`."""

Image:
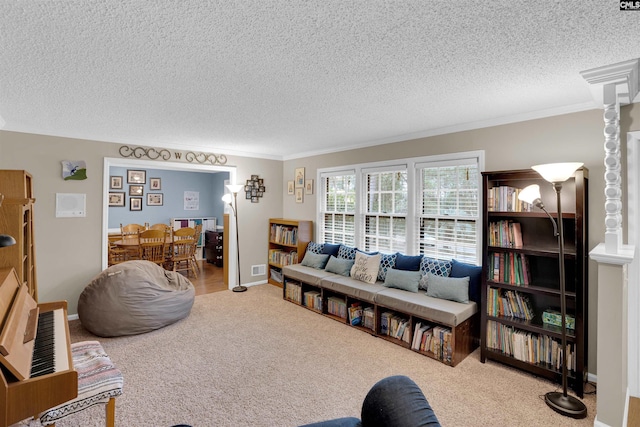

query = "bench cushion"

[321,276,387,303]
[374,288,477,327]
[283,264,334,286]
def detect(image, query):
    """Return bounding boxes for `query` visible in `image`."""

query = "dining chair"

[120,223,146,260]
[107,241,128,266]
[148,223,172,234]
[138,229,168,267]
[148,223,173,259]
[170,227,198,278]
[190,224,203,275]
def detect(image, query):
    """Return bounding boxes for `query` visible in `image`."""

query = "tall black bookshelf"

[480,168,588,398]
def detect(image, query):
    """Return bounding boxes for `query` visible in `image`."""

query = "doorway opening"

[103,157,238,290]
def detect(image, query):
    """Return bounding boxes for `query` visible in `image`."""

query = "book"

[348,303,363,326]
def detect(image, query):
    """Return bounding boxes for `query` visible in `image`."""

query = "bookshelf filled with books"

[267,218,312,287]
[480,168,588,397]
[281,274,461,366]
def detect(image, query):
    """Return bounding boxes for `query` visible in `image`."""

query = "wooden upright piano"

[0,267,77,427]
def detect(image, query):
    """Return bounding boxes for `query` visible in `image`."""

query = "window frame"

[316,150,484,263]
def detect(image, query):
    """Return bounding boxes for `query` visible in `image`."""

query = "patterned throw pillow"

[419,257,453,290]
[377,253,397,281]
[337,245,357,260]
[350,251,381,284]
[307,241,324,254]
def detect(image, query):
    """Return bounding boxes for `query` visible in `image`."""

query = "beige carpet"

[53,284,595,426]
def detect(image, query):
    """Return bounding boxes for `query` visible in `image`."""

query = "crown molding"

[581,58,639,106]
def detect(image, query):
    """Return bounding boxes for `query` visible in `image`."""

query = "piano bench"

[39,341,123,427]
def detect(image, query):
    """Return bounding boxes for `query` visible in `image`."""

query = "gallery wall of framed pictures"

[107,167,228,229]
[244,174,266,203]
[289,167,313,203]
[109,170,164,211]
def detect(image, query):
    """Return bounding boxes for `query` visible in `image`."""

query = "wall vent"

[252,264,266,276]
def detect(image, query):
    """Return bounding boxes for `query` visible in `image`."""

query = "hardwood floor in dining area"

[187,260,227,296]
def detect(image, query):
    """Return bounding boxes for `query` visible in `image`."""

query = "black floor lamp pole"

[543,182,586,417]
[230,190,246,293]
[520,164,587,419]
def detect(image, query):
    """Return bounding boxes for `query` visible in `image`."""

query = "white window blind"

[320,172,356,246]
[317,152,483,262]
[363,168,408,253]
[417,162,479,264]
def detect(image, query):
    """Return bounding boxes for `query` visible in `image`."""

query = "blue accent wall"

[108,167,229,229]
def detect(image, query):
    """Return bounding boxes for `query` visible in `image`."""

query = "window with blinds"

[317,152,482,264]
[320,172,356,246]
[363,169,407,252]
[417,162,479,264]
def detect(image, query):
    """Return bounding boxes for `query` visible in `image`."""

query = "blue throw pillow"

[322,243,341,257]
[383,268,421,293]
[449,259,482,305]
[300,252,330,269]
[395,253,422,271]
[337,245,357,260]
[325,255,355,276]
[426,272,470,303]
[377,253,397,281]
[307,241,324,254]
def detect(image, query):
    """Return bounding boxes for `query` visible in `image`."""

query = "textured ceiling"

[1,1,639,160]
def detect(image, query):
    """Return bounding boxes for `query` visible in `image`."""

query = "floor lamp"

[518,162,587,419]
[222,184,247,293]
[0,194,16,247]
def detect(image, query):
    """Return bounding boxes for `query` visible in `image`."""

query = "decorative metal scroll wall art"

[119,145,228,165]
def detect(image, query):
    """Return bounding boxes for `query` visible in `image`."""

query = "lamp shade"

[221,194,233,204]
[225,184,244,194]
[518,184,542,205]
[0,234,16,247]
[532,162,583,184]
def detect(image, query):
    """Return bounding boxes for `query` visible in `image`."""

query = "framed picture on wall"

[150,177,161,190]
[305,179,314,195]
[127,170,146,184]
[108,192,125,207]
[129,185,144,196]
[130,197,143,211]
[287,181,294,195]
[147,193,163,206]
[295,187,304,203]
[110,176,123,189]
[295,167,305,188]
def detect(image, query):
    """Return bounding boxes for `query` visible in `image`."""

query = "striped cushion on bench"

[40,341,123,425]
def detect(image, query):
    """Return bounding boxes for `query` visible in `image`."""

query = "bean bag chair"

[78,260,195,337]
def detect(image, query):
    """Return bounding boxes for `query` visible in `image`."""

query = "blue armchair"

[299,375,441,427]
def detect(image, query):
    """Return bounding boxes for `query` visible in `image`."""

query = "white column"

[581,59,639,425]
[590,247,634,427]
[581,58,639,254]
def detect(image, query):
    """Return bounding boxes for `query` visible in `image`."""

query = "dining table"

[112,236,173,247]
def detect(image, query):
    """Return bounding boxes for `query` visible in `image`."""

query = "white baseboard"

[230,279,268,290]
